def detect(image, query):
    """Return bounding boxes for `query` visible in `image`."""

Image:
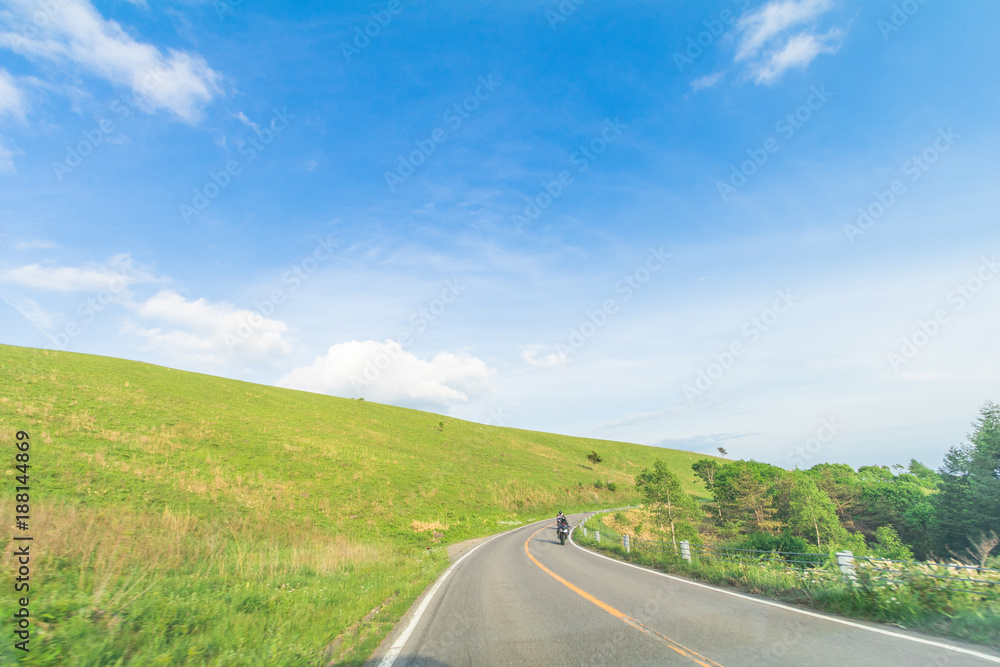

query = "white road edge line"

[569,527,1000,664]
[378,519,551,667]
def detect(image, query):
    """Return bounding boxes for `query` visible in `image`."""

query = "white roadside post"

[680,540,691,563]
[596,531,601,543]
[836,551,856,581]
[623,534,630,554]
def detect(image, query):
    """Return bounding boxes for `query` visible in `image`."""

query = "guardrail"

[576,511,1000,594]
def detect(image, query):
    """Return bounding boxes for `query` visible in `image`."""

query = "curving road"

[367,512,1000,666]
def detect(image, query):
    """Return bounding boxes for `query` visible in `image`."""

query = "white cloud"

[751,29,842,84]
[14,239,59,250]
[691,71,724,92]
[520,344,569,368]
[278,340,495,407]
[233,110,259,134]
[732,0,843,85]
[0,0,220,122]
[0,291,56,331]
[0,253,156,291]
[124,289,292,365]
[0,68,28,121]
[735,0,830,61]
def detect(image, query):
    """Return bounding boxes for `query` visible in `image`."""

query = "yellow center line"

[524,524,725,667]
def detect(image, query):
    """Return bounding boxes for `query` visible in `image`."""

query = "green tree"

[967,402,1000,534]
[713,461,784,535]
[806,463,861,530]
[854,476,932,552]
[775,471,845,548]
[907,459,941,489]
[935,401,1000,554]
[873,525,914,561]
[857,465,895,483]
[636,460,698,550]
[586,450,603,468]
[691,458,721,490]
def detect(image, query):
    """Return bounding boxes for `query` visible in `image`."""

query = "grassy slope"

[0,345,719,665]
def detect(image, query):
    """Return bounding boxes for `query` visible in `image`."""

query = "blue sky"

[1,0,997,469]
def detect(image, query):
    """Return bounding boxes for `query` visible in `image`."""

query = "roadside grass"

[576,511,1000,650]
[0,344,719,664]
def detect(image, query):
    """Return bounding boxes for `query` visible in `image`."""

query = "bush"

[733,532,811,553]
[872,525,914,561]
[727,532,820,565]
[606,481,617,492]
[593,480,603,489]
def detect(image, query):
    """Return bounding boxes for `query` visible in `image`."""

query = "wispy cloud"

[651,432,759,455]
[0,68,26,171]
[733,0,844,84]
[14,240,59,250]
[0,0,221,122]
[233,110,260,134]
[691,71,724,92]
[0,291,56,331]
[750,28,843,84]
[520,344,569,368]
[0,68,28,121]
[0,254,157,291]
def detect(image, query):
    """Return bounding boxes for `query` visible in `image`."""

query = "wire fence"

[576,510,1000,595]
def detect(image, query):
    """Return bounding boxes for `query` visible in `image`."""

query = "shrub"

[606,481,617,492]
[727,532,821,566]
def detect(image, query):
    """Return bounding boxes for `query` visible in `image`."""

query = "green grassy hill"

[0,344,720,665]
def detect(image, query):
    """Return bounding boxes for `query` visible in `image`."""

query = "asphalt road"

[367,512,1000,667]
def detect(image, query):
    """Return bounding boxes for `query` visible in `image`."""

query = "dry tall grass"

[1,500,390,605]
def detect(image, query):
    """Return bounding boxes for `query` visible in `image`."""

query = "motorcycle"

[556,519,570,545]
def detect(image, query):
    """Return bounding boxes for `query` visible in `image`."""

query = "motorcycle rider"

[555,511,569,543]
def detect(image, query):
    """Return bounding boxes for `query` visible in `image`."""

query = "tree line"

[636,401,999,562]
